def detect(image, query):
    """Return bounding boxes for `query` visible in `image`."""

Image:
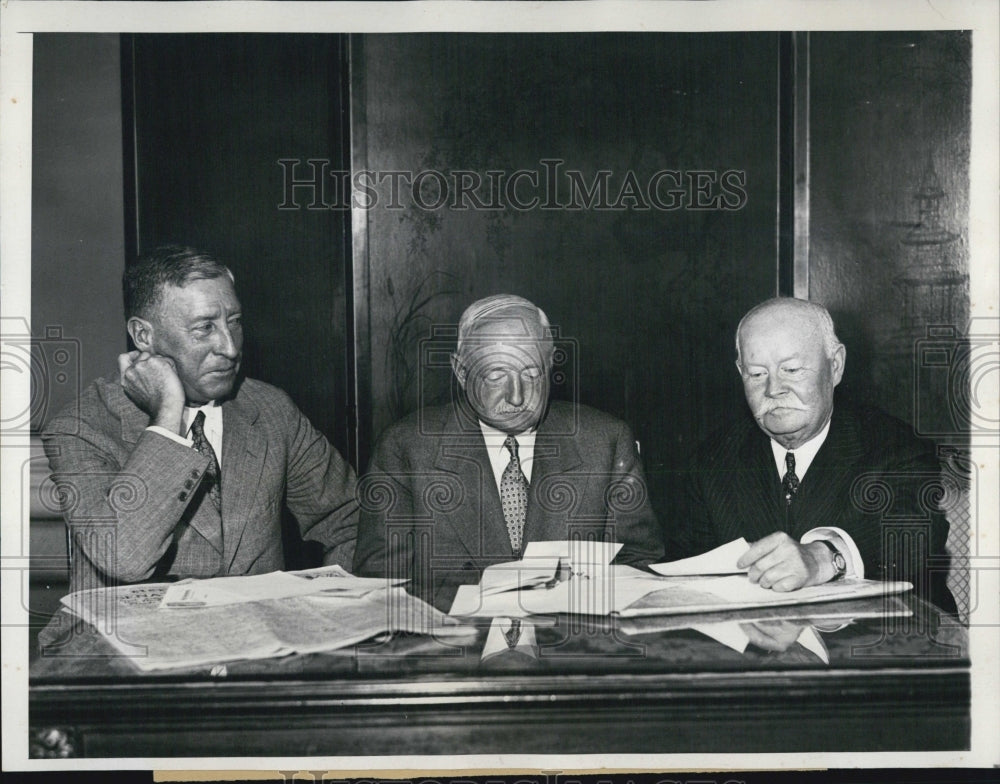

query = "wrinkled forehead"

[458,311,553,364]
[739,310,824,357]
[152,275,240,318]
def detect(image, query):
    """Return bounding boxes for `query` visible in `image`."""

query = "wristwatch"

[817,539,847,581]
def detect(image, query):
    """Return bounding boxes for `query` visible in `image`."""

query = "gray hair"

[735,297,843,366]
[455,294,552,358]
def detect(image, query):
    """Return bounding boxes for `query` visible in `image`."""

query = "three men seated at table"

[43,245,954,613]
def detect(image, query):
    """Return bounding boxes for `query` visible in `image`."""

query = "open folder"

[448,539,912,619]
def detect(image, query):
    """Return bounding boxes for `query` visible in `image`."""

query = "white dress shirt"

[479,421,536,492]
[768,418,864,578]
[148,402,224,466]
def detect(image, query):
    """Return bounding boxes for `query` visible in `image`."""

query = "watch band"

[817,539,847,581]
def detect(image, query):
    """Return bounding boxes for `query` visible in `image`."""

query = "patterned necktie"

[500,435,529,558]
[190,410,222,511]
[504,618,522,649]
[782,451,800,506]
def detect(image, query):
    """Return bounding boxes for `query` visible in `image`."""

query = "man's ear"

[127,317,154,352]
[450,353,467,389]
[830,344,846,386]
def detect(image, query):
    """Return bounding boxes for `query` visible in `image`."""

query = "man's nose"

[506,372,524,407]
[214,325,241,359]
[764,372,786,397]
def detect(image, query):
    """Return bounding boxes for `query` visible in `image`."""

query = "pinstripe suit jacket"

[352,400,664,610]
[42,375,358,593]
[677,400,956,613]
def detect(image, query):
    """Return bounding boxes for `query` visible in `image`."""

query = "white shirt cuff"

[801,526,864,580]
[146,425,193,448]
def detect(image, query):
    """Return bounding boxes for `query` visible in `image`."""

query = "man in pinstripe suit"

[678,297,955,612]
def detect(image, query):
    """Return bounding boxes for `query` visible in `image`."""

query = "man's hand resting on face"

[737,531,836,591]
[118,350,186,435]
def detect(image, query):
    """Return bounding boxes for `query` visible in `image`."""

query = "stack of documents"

[448,539,912,619]
[61,566,474,672]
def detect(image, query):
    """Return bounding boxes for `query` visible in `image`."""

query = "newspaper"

[61,580,475,672]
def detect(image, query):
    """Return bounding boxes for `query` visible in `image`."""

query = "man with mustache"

[43,246,359,592]
[678,297,956,612]
[353,294,664,609]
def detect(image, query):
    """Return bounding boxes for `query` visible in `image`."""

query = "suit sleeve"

[42,410,213,585]
[672,450,723,560]
[352,427,419,584]
[825,446,955,613]
[607,421,665,568]
[280,398,360,570]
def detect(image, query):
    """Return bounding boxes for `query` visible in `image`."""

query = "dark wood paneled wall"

[809,31,971,440]
[358,33,781,524]
[126,34,352,456]
[31,35,127,429]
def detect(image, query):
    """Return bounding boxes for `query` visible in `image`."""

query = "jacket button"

[179,492,188,501]
[184,479,194,489]
[190,469,200,478]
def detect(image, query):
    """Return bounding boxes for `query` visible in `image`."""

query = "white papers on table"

[522,539,623,574]
[159,565,405,609]
[619,575,913,617]
[650,538,750,576]
[449,564,667,617]
[65,573,471,672]
[478,556,561,596]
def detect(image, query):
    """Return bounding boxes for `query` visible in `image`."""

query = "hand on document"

[652,535,832,592]
[735,532,834,591]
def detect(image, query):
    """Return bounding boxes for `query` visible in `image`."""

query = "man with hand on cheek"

[679,297,955,613]
[44,246,358,592]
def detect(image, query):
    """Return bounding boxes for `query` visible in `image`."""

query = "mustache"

[757,402,806,414]
[493,405,527,415]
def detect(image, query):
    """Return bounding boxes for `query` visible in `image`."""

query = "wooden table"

[29,594,969,758]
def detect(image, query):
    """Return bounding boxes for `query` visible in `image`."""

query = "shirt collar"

[182,400,221,434]
[769,417,831,480]
[478,420,536,457]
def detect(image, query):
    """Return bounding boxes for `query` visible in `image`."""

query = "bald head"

[736,298,843,366]
[451,294,554,434]
[735,298,846,449]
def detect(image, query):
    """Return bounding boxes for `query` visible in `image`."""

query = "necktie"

[190,411,222,512]
[500,435,528,558]
[782,451,800,506]
[504,618,522,649]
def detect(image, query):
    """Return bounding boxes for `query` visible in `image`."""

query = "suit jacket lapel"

[113,380,227,554]
[220,389,267,570]
[432,407,511,563]
[795,409,864,534]
[524,406,583,543]
[738,426,787,540]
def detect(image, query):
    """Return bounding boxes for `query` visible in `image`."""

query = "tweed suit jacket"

[677,399,956,613]
[42,374,358,593]
[353,400,664,609]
